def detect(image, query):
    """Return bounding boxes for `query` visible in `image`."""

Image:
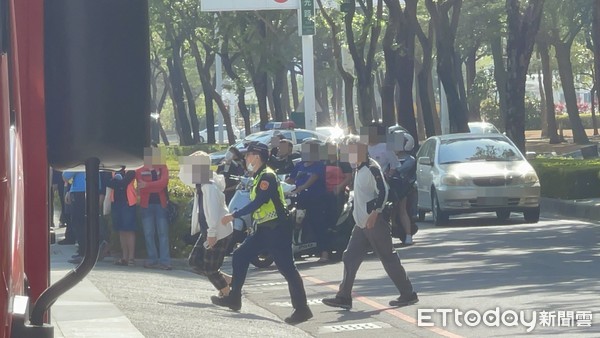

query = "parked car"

[209,128,328,165]
[415,133,541,225]
[468,121,501,134]
[198,125,241,143]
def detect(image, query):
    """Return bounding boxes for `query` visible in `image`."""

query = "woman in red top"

[135,147,172,270]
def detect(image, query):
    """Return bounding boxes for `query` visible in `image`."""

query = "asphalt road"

[85,212,599,337]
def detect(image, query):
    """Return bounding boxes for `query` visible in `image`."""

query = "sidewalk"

[50,242,144,338]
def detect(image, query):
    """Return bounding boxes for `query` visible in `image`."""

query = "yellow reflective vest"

[249,166,287,224]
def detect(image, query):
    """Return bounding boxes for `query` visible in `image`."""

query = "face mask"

[247,162,255,172]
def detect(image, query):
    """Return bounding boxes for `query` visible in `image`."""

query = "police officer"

[214,141,313,325]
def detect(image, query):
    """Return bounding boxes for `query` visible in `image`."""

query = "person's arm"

[139,165,169,192]
[203,184,221,238]
[369,165,387,213]
[294,173,319,193]
[232,174,277,218]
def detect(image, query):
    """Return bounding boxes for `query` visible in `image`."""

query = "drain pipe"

[25,157,100,336]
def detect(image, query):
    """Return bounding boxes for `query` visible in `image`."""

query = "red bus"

[1,0,150,336]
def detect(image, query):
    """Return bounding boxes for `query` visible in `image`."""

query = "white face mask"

[247,163,255,172]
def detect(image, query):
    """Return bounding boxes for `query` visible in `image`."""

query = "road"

[84,213,599,337]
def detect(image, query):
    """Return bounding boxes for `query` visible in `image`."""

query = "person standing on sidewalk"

[136,147,172,270]
[213,141,313,325]
[322,135,418,309]
[62,171,87,264]
[107,167,137,266]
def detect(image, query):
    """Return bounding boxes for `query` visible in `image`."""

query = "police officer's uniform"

[213,142,312,324]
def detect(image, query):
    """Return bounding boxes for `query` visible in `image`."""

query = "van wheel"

[431,191,448,226]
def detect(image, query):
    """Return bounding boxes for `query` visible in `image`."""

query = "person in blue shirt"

[286,139,328,262]
[62,171,87,264]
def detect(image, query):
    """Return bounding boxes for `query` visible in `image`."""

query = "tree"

[344,0,384,126]
[505,0,544,152]
[381,0,419,141]
[316,0,357,132]
[592,1,600,135]
[425,0,470,133]
[546,0,592,145]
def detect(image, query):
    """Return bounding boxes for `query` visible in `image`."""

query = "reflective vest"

[249,166,286,224]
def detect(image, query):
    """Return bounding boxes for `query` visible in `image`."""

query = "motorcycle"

[227,175,355,268]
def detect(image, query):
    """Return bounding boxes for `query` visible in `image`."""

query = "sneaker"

[389,292,419,307]
[114,259,128,266]
[404,235,413,245]
[322,296,352,310]
[284,306,313,324]
[128,259,136,266]
[158,264,172,270]
[211,294,241,311]
[58,239,76,245]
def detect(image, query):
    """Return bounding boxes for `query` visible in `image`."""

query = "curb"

[541,197,600,222]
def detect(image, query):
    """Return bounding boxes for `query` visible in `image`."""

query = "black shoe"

[322,296,352,310]
[211,294,241,311]
[58,239,75,245]
[389,292,419,307]
[284,306,313,325]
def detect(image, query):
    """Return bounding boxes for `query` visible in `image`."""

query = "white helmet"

[390,130,414,152]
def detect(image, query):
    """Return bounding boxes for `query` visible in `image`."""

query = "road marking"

[302,275,464,338]
[270,298,324,307]
[318,322,391,334]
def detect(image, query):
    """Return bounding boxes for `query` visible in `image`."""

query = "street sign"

[299,0,315,36]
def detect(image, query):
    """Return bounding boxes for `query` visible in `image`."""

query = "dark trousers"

[70,192,86,254]
[192,233,233,291]
[230,222,308,309]
[337,217,414,299]
[299,196,329,253]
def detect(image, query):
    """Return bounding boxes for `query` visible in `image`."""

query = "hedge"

[529,157,600,199]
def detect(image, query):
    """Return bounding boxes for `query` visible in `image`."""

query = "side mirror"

[418,157,432,166]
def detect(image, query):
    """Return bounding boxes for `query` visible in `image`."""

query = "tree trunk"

[465,47,481,121]
[591,86,598,135]
[179,60,200,144]
[426,0,469,133]
[167,53,193,145]
[490,35,508,128]
[538,40,560,143]
[254,71,270,130]
[220,51,251,136]
[272,69,285,121]
[415,19,438,138]
[592,1,600,136]
[505,0,544,153]
[554,42,589,144]
[290,68,299,111]
[537,68,547,138]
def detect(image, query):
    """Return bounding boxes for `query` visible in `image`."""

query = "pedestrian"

[62,171,87,264]
[213,141,313,325]
[322,135,418,309]
[217,146,246,204]
[180,152,233,298]
[107,167,137,266]
[136,147,172,270]
[268,138,297,175]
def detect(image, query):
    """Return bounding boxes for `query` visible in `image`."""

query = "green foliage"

[556,113,600,129]
[530,157,600,199]
[479,96,541,131]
